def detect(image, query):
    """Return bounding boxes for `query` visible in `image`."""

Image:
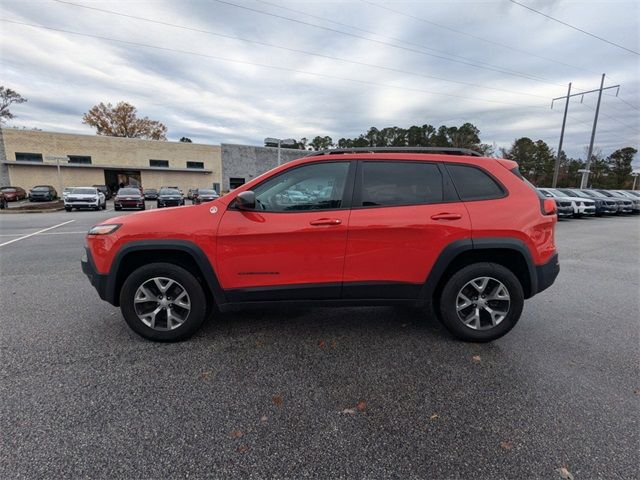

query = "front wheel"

[437,262,524,342]
[120,263,208,341]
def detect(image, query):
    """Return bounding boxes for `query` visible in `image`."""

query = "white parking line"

[0,230,86,238]
[0,220,76,247]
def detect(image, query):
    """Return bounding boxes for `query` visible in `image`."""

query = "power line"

[616,96,640,112]
[509,0,639,55]
[48,0,548,99]
[0,18,549,109]
[360,0,598,75]
[210,0,565,87]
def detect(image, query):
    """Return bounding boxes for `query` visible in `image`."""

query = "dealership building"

[0,128,306,194]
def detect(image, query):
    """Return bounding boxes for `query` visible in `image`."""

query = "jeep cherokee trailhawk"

[82,148,559,342]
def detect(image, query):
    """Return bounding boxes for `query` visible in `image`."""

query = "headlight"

[88,224,121,235]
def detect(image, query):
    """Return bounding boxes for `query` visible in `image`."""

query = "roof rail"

[304,146,483,157]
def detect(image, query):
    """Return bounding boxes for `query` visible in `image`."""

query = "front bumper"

[158,199,182,207]
[115,200,144,209]
[81,247,110,302]
[534,253,559,296]
[557,206,573,217]
[66,200,99,208]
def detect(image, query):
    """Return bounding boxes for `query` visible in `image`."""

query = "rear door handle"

[309,218,342,226]
[431,213,462,221]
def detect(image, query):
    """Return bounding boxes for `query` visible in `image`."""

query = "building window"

[15,152,43,162]
[230,177,245,189]
[150,159,169,168]
[68,155,92,165]
[186,161,204,169]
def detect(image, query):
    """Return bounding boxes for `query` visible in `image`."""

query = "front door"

[217,161,355,301]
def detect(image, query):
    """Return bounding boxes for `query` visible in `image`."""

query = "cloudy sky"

[1,0,639,162]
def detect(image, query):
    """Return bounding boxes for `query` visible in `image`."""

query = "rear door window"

[358,161,443,207]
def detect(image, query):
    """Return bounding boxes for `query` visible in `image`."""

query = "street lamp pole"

[265,137,297,166]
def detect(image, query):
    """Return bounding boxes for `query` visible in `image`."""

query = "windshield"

[584,190,607,198]
[1,187,16,192]
[118,188,140,195]
[32,186,50,191]
[198,189,217,195]
[146,189,157,193]
[160,189,180,195]
[560,189,588,198]
[72,188,97,195]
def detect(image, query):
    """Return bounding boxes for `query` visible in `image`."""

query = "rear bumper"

[534,253,559,295]
[81,248,110,303]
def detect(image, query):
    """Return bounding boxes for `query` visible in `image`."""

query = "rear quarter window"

[446,164,505,201]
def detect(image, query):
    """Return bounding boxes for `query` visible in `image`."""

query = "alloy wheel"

[133,277,191,330]
[455,277,510,330]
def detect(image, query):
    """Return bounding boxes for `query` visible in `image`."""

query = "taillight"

[541,198,557,215]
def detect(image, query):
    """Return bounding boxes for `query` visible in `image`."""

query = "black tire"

[65,207,72,212]
[119,263,208,341]
[102,202,106,210]
[114,206,121,211]
[140,204,146,210]
[437,262,524,342]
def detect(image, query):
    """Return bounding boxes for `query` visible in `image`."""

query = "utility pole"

[582,74,606,189]
[552,82,571,188]
[551,74,619,188]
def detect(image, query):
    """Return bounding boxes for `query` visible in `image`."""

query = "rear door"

[342,160,471,299]
[217,160,355,301]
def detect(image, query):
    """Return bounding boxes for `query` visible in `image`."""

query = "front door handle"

[309,218,342,226]
[431,213,462,221]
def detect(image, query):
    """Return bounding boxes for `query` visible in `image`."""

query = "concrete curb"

[0,206,66,214]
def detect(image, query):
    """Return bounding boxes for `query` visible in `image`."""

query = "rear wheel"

[120,263,208,341]
[65,207,72,212]
[438,262,524,342]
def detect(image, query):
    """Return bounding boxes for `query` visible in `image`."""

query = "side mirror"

[236,190,256,210]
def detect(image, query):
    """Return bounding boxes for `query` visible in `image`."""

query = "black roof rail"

[304,146,483,157]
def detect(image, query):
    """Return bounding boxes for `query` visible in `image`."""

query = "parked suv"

[538,188,595,218]
[28,185,57,201]
[65,187,106,211]
[82,148,559,342]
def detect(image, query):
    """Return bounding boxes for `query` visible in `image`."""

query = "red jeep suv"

[82,148,559,342]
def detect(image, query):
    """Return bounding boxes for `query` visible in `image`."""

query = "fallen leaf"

[260,415,268,423]
[401,323,408,328]
[201,371,212,380]
[318,340,326,349]
[341,408,356,415]
[356,401,367,412]
[472,355,482,363]
[500,441,512,450]
[229,429,243,439]
[236,444,249,453]
[255,340,265,347]
[272,394,283,406]
[556,467,574,480]
[429,413,439,420]
[331,340,337,348]
[634,388,640,396]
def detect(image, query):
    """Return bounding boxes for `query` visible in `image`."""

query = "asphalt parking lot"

[1,207,638,479]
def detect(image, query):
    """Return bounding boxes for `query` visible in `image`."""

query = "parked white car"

[62,187,76,200]
[538,188,596,217]
[64,187,106,211]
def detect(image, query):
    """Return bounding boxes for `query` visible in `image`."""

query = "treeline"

[267,122,494,155]
[501,139,637,189]
[267,122,637,189]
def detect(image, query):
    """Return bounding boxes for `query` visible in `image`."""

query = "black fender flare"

[106,240,227,306]
[420,237,537,301]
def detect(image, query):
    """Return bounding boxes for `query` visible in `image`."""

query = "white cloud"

[0,0,637,163]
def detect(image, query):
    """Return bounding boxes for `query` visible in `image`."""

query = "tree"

[607,147,636,188]
[179,137,192,143]
[502,137,556,185]
[310,135,333,151]
[0,86,27,124]
[82,101,167,140]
